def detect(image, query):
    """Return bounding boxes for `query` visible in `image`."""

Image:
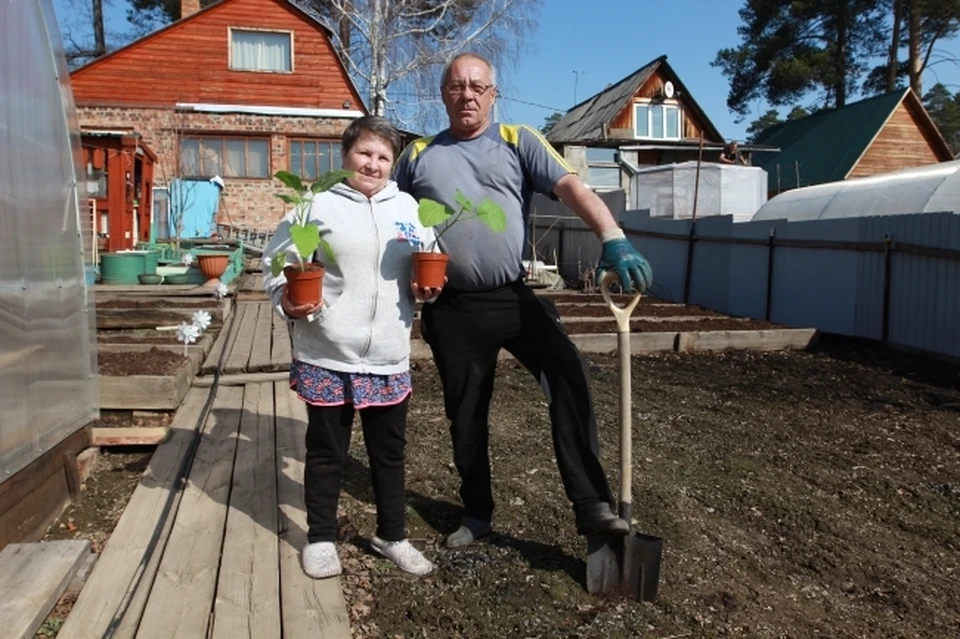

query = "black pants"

[421,280,614,522]
[304,397,408,543]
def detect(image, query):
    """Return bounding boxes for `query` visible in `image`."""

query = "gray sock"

[446,517,492,548]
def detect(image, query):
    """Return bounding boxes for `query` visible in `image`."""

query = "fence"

[619,210,960,360]
[526,190,626,283]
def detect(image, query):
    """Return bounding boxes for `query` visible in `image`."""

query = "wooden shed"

[81,132,157,253]
[754,88,955,196]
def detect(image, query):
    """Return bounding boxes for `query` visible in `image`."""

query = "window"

[585,147,620,189]
[289,139,342,179]
[180,137,269,178]
[230,29,292,72]
[634,103,681,140]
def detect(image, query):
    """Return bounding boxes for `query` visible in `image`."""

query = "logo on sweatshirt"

[395,222,423,248]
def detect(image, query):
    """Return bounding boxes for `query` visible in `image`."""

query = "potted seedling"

[270,168,353,307]
[415,190,506,288]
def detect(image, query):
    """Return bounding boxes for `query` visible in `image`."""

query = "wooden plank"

[91,427,169,447]
[135,386,244,639]
[210,383,281,639]
[271,309,292,370]
[275,383,351,638]
[96,308,223,330]
[224,303,260,375]
[0,540,91,639]
[194,371,289,387]
[201,308,244,376]
[0,428,90,549]
[58,389,210,639]
[572,332,680,354]
[676,328,819,353]
[246,302,275,373]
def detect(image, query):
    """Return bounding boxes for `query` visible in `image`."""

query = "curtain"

[231,30,291,72]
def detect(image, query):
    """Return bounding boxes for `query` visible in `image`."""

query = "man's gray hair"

[441,52,497,88]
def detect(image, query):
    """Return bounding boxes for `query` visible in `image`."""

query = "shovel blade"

[586,533,623,594]
[620,532,663,602]
[586,531,663,601]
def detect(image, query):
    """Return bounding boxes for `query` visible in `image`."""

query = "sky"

[53,0,960,141]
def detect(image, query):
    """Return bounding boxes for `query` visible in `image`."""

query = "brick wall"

[77,106,354,230]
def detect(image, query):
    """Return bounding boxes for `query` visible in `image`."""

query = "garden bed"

[96,347,202,410]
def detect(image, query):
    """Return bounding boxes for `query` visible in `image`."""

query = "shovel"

[586,271,663,601]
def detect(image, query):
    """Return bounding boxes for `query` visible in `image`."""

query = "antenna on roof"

[573,70,588,104]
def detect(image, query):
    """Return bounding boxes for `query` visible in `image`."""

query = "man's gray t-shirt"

[393,123,575,291]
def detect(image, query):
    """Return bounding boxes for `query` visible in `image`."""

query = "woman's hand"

[411,279,444,302]
[281,286,322,318]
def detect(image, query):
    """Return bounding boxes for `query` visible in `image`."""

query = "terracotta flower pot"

[196,253,230,287]
[284,263,325,307]
[411,252,449,290]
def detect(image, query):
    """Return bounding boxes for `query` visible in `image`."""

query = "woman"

[263,116,441,578]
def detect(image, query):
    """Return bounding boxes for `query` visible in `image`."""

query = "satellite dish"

[663,81,675,99]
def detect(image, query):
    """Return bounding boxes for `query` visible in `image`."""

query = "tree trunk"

[92,0,106,57]
[338,0,351,60]
[888,0,902,91]
[908,0,922,94]
[835,2,848,107]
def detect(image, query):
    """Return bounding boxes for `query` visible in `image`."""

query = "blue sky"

[55,0,959,141]
[496,0,960,140]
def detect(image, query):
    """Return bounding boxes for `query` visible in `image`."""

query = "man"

[393,52,653,548]
[719,140,748,165]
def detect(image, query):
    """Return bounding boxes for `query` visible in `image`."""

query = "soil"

[97,332,183,344]
[97,347,188,376]
[38,336,960,638]
[335,336,960,638]
[553,302,724,318]
[411,317,779,339]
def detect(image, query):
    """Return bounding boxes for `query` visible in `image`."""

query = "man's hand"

[596,238,653,294]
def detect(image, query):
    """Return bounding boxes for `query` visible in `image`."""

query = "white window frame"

[228,27,294,74]
[584,147,621,190]
[633,101,682,140]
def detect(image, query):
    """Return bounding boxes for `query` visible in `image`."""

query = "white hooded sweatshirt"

[262,180,436,375]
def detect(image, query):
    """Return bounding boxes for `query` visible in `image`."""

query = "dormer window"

[229,28,293,73]
[634,102,681,140]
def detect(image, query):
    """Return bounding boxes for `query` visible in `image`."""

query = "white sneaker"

[302,541,341,579]
[370,536,434,576]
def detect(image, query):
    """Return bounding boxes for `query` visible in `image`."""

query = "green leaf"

[270,253,286,277]
[289,223,321,260]
[476,199,507,233]
[418,198,454,227]
[274,170,305,193]
[274,193,298,205]
[311,169,355,193]
[454,189,473,213]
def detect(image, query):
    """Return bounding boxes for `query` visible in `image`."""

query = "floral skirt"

[289,359,411,408]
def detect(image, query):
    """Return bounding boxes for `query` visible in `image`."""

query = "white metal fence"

[619,210,960,360]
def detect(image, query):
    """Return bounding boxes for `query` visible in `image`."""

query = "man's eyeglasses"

[444,82,496,98]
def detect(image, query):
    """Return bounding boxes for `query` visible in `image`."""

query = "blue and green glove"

[595,229,653,293]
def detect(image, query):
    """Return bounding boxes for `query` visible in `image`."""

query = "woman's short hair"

[342,115,401,159]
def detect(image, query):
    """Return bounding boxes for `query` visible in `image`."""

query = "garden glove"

[595,230,653,294]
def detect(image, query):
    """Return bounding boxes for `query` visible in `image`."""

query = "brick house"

[70,0,367,232]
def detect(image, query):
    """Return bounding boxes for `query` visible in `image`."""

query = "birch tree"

[307,0,540,126]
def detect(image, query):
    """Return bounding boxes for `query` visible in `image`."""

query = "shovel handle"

[599,271,640,517]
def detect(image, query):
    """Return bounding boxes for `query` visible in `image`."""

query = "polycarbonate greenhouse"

[0,0,98,479]
[630,161,769,223]
[752,160,960,222]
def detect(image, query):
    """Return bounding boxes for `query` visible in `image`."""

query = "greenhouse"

[752,159,960,222]
[629,161,768,222]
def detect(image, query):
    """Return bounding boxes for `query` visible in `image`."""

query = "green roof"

[755,89,908,193]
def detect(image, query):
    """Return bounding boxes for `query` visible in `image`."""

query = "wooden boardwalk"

[59,289,351,638]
